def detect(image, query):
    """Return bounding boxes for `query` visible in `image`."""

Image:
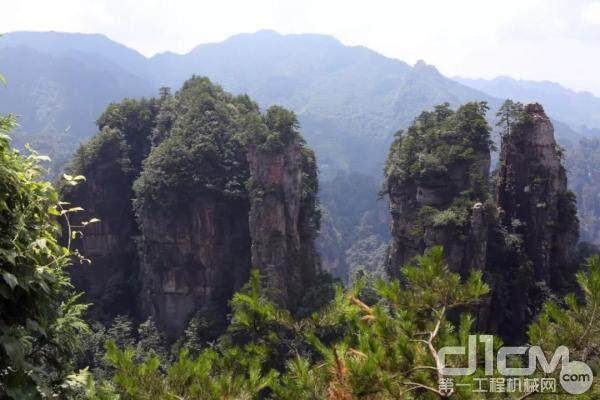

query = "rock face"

[317,172,390,280]
[64,78,321,336]
[385,102,492,277]
[491,102,579,341]
[496,103,578,285]
[137,197,251,334]
[566,137,600,245]
[247,122,320,309]
[385,101,579,343]
[65,128,139,320]
[65,99,161,319]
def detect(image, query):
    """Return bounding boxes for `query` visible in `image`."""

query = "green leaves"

[384,246,489,313]
[528,255,600,361]
[85,248,497,399]
[79,246,596,399]
[385,101,491,184]
[524,255,600,399]
[0,108,90,398]
[2,271,19,290]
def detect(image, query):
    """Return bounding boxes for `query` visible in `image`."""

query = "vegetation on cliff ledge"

[385,102,492,185]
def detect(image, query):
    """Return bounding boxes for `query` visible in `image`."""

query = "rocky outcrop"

[384,101,580,343]
[490,102,579,341]
[385,102,492,277]
[565,137,600,245]
[496,103,578,285]
[246,106,320,311]
[65,99,160,320]
[64,78,321,336]
[64,128,139,320]
[137,196,251,334]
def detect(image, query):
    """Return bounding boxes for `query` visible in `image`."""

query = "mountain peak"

[223,29,342,45]
[413,59,440,75]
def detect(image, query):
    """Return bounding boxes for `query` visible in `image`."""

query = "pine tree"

[527,255,600,398]
[136,317,167,363]
[106,315,135,349]
[495,99,523,137]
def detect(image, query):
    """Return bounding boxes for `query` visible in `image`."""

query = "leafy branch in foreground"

[0,113,94,399]
[526,255,600,399]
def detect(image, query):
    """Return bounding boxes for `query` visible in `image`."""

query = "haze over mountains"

[0,30,480,176]
[456,76,600,137]
[5,29,599,179]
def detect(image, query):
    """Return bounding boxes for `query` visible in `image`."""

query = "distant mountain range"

[0,30,493,177]
[1,30,599,178]
[455,76,600,136]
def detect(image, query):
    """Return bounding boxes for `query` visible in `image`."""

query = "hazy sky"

[3,0,600,95]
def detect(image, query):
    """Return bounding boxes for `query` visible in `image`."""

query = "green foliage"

[82,248,501,399]
[384,102,494,261]
[103,341,278,400]
[180,311,216,357]
[75,315,170,384]
[65,127,132,184]
[132,77,259,211]
[96,98,159,171]
[385,102,491,185]
[384,102,492,244]
[0,112,90,398]
[106,315,135,349]
[253,105,302,152]
[495,99,523,138]
[527,255,600,398]
[226,269,290,343]
[529,255,600,362]
[62,247,600,399]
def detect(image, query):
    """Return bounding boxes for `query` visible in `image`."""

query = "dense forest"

[1,56,599,398]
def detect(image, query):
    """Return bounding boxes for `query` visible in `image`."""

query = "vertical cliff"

[64,128,139,320]
[246,106,320,310]
[65,77,322,336]
[385,102,492,277]
[496,103,578,286]
[383,101,580,343]
[136,196,251,334]
[132,79,258,335]
[63,99,159,320]
[491,102,579,341]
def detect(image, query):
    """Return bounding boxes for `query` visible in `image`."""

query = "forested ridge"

[1,63,600,398]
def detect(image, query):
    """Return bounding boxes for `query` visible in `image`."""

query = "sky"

[2,0,600,95]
